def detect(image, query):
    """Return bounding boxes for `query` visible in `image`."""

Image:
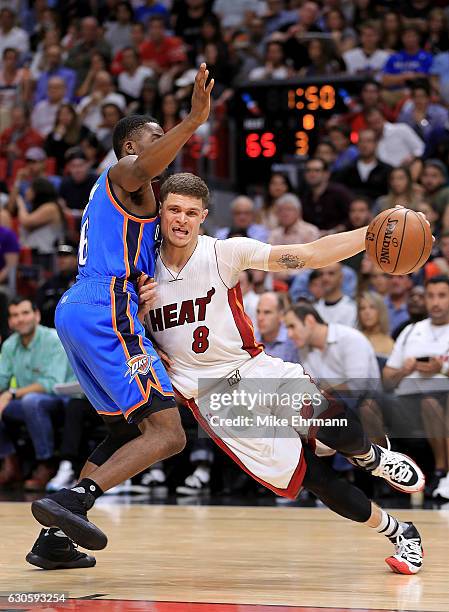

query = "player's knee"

[165,424,186,456]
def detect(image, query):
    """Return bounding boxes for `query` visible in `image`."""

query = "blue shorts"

[55,277,175,424]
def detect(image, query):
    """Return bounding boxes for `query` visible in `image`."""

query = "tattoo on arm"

[277,254,306,270]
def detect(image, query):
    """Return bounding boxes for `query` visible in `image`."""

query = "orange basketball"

[365,207,432,275]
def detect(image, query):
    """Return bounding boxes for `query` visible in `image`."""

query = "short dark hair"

[112,114,159,159]
[3,47,18,59]
[8,297,38,312]
[287,303,325,324]
[411,79,430,96]
[160,173,210,208]
[306,157,329,172]
[425,275,449,289]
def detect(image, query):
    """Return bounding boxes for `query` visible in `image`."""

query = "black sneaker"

[425,470,446,498]
[26,529,96,570]
[31,488,107,551]
[385,522,423,574]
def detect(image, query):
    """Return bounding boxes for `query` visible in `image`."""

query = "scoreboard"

[232,76,365,187]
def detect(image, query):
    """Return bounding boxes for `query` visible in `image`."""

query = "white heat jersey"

[146,235,271,399]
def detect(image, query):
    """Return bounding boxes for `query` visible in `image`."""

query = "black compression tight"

[316,402,371,456]
[302,445,372,523]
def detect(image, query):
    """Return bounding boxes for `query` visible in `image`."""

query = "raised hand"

[188,63,215,128]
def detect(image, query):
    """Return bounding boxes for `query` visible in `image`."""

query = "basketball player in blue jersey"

[26,65,214,570]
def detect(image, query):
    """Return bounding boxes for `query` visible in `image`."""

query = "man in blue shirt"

[384,275,413,335]
[382,25,432,91]
[34,45,76,104]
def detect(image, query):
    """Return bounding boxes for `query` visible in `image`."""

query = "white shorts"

[181,352,331,500]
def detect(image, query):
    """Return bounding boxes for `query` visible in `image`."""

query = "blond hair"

[357,291,390,335]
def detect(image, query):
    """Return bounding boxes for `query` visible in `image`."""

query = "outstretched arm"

[267,227,367,273]
[109,64,214,193]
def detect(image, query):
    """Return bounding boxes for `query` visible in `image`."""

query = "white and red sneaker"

[385,522,423,575]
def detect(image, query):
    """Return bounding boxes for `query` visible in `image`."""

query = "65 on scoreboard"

[233,77,364,187]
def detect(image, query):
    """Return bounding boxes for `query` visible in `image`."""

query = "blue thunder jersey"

[77,169,160,289]
[55,168,175,424]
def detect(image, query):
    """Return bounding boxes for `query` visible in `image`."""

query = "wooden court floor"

[0,503,448,612]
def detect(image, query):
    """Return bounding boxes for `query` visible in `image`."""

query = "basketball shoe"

[26,528,96,570]
[31,488,107,551]
[349,440,425,494]
[385,522,423,574]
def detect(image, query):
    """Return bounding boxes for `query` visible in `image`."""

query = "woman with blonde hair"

[358,291,394,358]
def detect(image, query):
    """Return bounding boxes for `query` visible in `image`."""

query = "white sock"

[193,465,210,483]
[375,509,406,539]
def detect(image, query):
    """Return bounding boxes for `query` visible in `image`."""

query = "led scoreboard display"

[233,77,364,186]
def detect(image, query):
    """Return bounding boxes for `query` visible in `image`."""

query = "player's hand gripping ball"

[365,207,433,274]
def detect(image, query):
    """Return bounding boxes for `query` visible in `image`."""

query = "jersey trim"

[109,277,174,419]
[177,390,306,500]
[228,283,264,358]
[106,172,158,223]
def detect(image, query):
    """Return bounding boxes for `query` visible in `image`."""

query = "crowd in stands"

[1,0,449,504]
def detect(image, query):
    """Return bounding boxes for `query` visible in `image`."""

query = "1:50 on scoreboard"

[288,85,336,111]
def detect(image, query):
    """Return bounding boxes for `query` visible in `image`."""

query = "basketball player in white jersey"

[142,173,425,574]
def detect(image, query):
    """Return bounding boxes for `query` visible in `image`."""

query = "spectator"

[285,303,380,393]
[259,172,293,231]
[416,200,439,239]
[0,222,19,294]
[44,103,91,173]
[0,47,32,111]
[383,276,449,498]
[159,93,181,134]
[385,274,413,335]
[31,76,67,138]
[248,41,290,81]
[334,129,392,200]
[424,8,449,55]
[392,285,427,339]
[301,157,353,233]
[349,80,397,135]
[239,269,259,332]
[77,70,126,134]
[342,21,390,78]
[358,291,394,358]
[315,139,337,169]
[419,159,449,216]
[380,11,402,52]
[316,262,358,327]
[76,51,110,100]
[111,22,146,75]
[196,14,226,60]
[264,0,299,36]
[34,44,76,104]
[366,108,424,169]
[118,47,154,102]
[430,51,449,105]
[66,17,111,87]
[426,230,449,278]
[398,81,449,141]
[17,177,65,259]
[0,298,72,490]
[97,103,124,153]
[375,166,421,214]
[382,25,433,95]
[215,196,269,242]
[0,8,29,58]
[299,38,344,77]
[174,0,214,61]
[140,15,187,75]
[132,77,159,116]
[308,269,323,303]
[256,292,299,362]
[0,106,43,163]
[135,0,169,26]
[7,147,61,214]
[58,148,98,217]
[269,193,320,247]
[327,126,359,172]
[323,8,357,54]
[343,198,373,272]
[212,0,259,30]
[290,264,357,305]
[104,1,134,56]
[35,243,78,328]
